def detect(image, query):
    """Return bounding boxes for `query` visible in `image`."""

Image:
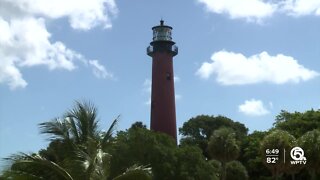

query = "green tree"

[274,109,320,138]
[2,153,74,180]
[225,161,248,180]
[38,101,116,179]
[1,101,151,180]
[109,123,217,180]
[109,124,176,180]
[179,115,248,158]
[174,145,218,180]
[298,129,320,180]
[209,159,222,178]
[207,127,240,180]
[260,130,296,180]
[112,165,152,180]
[240,131,271,179]
[273,109,320,179]
[1,153,152,180]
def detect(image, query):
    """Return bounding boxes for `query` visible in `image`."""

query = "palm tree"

[1,101,152,180]
[38,101,116,179]
[2,153,74,180]
[113,165,152,180]
[260,130,296,180]
[298,129,320,180]
[207,127,240,180]
[1,153,152,180]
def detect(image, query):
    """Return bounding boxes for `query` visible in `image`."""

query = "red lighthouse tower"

[147,20,178,143]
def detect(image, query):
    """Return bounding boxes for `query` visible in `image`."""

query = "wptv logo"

[290,147,307,165]
[265,146,307,165]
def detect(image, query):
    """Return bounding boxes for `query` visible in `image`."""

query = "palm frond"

[102,115,120,148]
[3,153,73,180]
[65,101,99,143]
[71,143,111,180]
[68,117,80,144]
[113,165,152,180]
[39,118,70,141]
[1,170,44,180]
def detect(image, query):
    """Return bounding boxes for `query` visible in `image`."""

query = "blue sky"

[0,0,320,160]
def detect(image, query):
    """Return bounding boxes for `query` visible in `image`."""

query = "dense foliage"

[274,110,320,138]
[207,127,240,180]
[109,123,217,180]
[0,102,152,180]
[260,130,297,179]
[240,131,271,179]
[225,161,249,180]
[1,102,320,180]
[179,115,248,158]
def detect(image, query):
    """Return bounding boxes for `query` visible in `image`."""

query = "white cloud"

[196,50,319,85]
[283,0,320,16]
[88,60,113,79]
[0,56,27,90]
[0,0,117,30]
[197,0,320,22]
[197,0,276,22]
[0,0,117,89]
[239,99,270,116]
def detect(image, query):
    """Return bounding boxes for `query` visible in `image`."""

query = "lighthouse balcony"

[147,46,153,56]
[172,45,178,55]
[147,45,178,56]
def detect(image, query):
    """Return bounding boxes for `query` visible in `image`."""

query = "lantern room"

[147,20,178,57]
[152,20,173,42]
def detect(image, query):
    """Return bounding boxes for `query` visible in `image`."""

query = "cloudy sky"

[1,0,319,160]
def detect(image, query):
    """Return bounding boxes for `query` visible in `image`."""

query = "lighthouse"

[147,20,178,143]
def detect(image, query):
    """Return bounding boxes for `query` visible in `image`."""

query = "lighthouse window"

[166,72,171,80]
[153,27,172,41]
